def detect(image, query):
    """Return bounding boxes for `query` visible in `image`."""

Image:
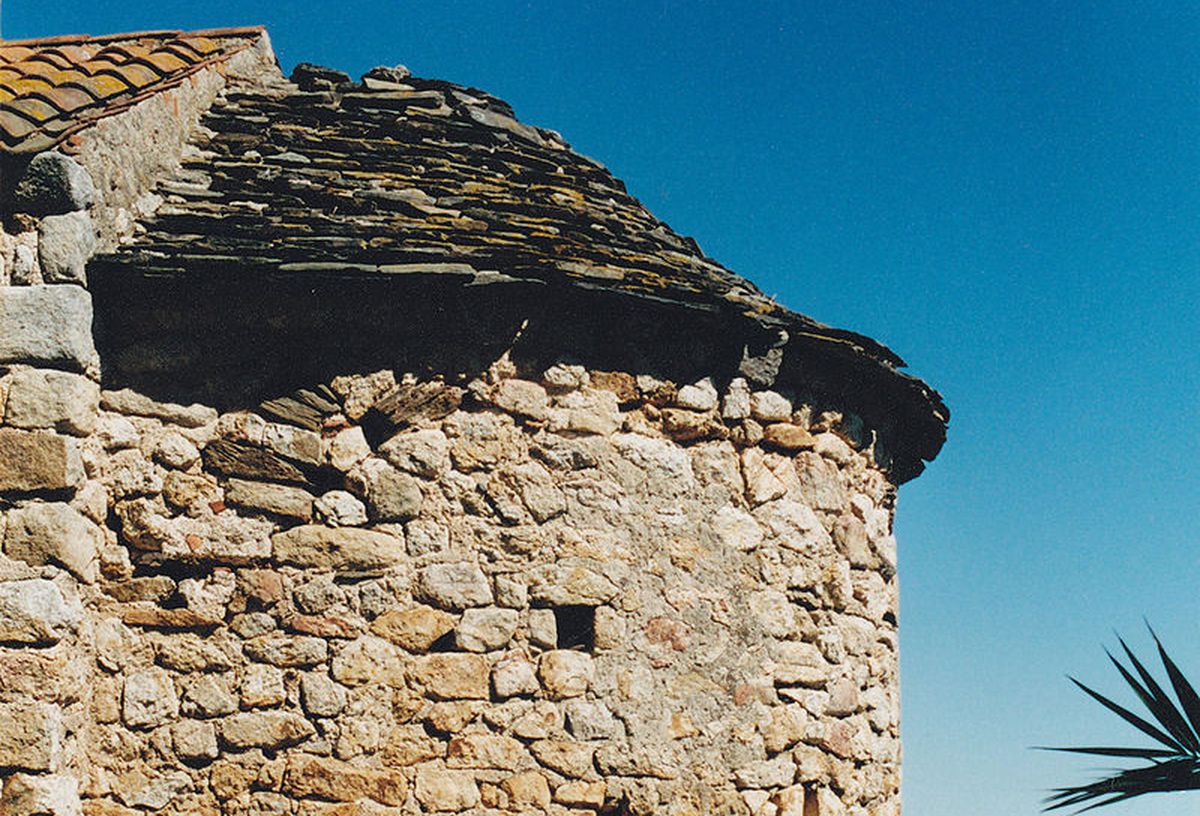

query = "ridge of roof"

[0,27,266,155]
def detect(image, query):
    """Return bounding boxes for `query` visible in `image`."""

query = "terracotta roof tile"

[0,27,264,153]
[0,46,34,64]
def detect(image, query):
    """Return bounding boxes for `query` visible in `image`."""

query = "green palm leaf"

[1042,632,1200,813]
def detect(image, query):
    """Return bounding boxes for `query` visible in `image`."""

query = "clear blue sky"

[12,2,1200,813]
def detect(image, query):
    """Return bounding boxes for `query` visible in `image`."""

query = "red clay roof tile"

[0,28,264,153]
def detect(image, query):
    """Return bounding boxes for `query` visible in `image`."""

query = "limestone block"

[0,773,81,816]
[162,471,219,511]
[549,388,621,435]
[750,390,793,422]
[4,368,99,435]
[528,609,556,649]
[152,431,200,470]
[492,378,548,420]
[272,525,403,570]
[409,653,489,699]
[555,780,606,808]
[676,377,719,411]
[179,675,238,719]
[122,668,179,729]
[0,701,63,770]
[283,754,408,805]
[4,503,101,582]
[492,652,540,699]
[241,664,286,708]
[722,377,752,419]
[772,784,807,816]
[0,285,97,371]
[326,426,371,471]
[154,633,237,672]
[763,423,817,451]
[414,766,480,811]
[455,607,518,652]
[0,430,84,493]
[563,699,618,740]
[749,590,797,639]
[370,605,457,652]
[527,562,619,606]
[172,720,219,762]
[12,151,96,215]
[447,733,530,770]
[99,389,217,427]
[220,711,316,750]
[0,579,78,644]
[415,562,492,609]
[331,635,405,686]
[38,211,96,285]
[244,634,329,667]
[379,428,450,478]
[538,651,594,699]
[300,672,346,717]
[502,771,551,809]
[313,490,368,527]
[531,740,595,779]
[346,459,423,522]
[224,478,314,520]
[262,423,323,466]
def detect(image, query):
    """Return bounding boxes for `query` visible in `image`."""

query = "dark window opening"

[554,605,596,651]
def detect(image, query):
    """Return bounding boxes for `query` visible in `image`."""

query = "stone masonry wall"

[0,42,904,815]
[0,342,902,816]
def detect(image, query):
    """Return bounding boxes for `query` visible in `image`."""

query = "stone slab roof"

[0,28,263,154]
[42,33,945,480]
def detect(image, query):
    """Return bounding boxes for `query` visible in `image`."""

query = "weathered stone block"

[409,653,489,699]
[300,672,346,717]
[413,767,479,811]
[172,720,219,762]
[370,605,457,652]
[501,771,551,809]
[492,652,540,699]
[39,211,96,285]
[244,634,328,667]
[0,579,79,644]
[347,458,423,522]
[528,562,619,606]
[554,779,606,808]
[0,772,81,816]
[0,701,63,771]
[455,607,518,652]
[330,635,405,686]
[415,562,492,609]
[224,478,314,520]
[220,711,316,750]
[4,368,99,435]
[99,389,216,428]
[538,651,594,700]
[0,285,96,371]
[447,733,530,770]
[0,430,84,493]
[283,754,408,805]
[4,502,101,582]
[122,668,179,729]
[272,525,404,570]
[12,151,95,215]
[531,740,595,779]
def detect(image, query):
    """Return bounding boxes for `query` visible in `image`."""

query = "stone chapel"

[0,27,947,816]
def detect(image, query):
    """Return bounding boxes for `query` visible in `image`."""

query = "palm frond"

[1043,632,1200,812]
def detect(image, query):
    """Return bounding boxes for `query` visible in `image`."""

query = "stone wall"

[0,336,902,815]
[0,37,906,815]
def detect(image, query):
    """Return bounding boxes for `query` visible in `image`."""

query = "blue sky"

[12,2,1200,813]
